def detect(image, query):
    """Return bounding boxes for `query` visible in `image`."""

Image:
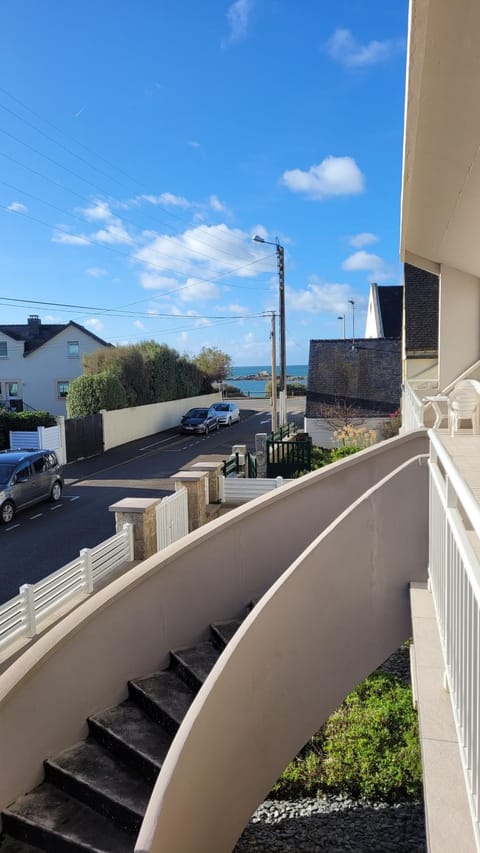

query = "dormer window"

[68,341,79,357]
[0,341,7,358]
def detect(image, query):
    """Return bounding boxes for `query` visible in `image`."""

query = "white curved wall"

[0,430,427,814]
[137,454,429,853]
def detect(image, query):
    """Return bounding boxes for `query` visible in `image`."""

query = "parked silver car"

[0,449,63,524]
[211,402,240,426]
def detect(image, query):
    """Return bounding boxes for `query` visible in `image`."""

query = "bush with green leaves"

[271,670,422,804]
[0,409,57,450]
[67,372,127,417]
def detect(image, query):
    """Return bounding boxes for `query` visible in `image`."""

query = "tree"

[193,346,232,383]
[67,372,127,417]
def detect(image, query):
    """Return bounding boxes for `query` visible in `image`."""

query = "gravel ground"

[234,797,426,852]
[234,645,426,852]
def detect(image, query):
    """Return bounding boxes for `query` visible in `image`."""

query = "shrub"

[271,669,422,804]
[321,672,422,802]
[381,409,402,440]
[0,409,56,450]
[67,372,127,417]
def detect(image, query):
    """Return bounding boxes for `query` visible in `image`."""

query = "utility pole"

[276,239,286,397]
[270,312,277,432]
[348,299,355,348]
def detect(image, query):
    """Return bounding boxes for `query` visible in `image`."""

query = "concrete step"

[2,783,134,852]
[210,618,243,648]
[128,669,196,736]
[88,699,172,782]
[170,640,222,691]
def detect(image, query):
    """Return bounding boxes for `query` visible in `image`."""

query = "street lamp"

[253,235,286,398]
[337,314,346,339]
[348,299,355,347]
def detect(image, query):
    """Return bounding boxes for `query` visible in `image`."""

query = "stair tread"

[0,838,44,852]
[130,669,196,725]
[173,641,221,682]
[90,700,172,770]
[46,739,152,818]
[211,619,243,645]
[3,783,134,852]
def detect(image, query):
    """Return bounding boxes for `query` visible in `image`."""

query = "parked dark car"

[0,449,63,524]
[180,407,219,435]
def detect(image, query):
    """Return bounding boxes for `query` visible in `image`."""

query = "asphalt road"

[0,401,305,603]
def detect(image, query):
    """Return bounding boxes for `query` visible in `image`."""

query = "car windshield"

[0,463,16,485]
[214,404,229,411]
[185,409,207,418]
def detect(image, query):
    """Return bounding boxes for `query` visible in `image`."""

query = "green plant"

[271,669,422,804]
[380,409,402,440]
[321,672,422,802]
[0,409,56,450]
[66,372,127,416]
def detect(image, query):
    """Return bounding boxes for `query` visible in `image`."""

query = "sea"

[227,364,308,396]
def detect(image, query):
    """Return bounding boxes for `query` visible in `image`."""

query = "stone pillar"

[255,433,268,478]
[109,497,161,561]
[184,461,224,503]
[170,470,208,531]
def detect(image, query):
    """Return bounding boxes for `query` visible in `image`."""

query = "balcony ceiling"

[401,0,480,278]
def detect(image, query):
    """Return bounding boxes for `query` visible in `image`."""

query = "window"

[68,341,79,357]
[7,382,19,398]
[56,380,70,399]
[0,342,7,358]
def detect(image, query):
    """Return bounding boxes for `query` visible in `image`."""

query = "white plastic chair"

[448,380,480,436]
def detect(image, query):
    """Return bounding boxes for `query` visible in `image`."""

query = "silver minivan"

[0,449,63,524]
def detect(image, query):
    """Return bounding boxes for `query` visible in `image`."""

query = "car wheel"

[50,481,63,502]
[1,501,15,524]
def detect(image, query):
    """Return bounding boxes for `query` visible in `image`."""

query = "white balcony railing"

[429,431,480,847]
[0,523,134,656]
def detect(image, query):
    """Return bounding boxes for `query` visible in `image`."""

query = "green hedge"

[0,409,56,450]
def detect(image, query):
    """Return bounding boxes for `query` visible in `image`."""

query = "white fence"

[429,431,480,844]
[0,523,133,656]
[9,424,63,463]
[156,488,189,550]
[219,475,288,504]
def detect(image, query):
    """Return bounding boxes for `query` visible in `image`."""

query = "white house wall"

[0,326,108,416]
[438,265,480,390]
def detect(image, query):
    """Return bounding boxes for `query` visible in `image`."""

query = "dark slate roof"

[404,263,439,355]
[306,338,401,417]
[0,319,111,356]
[377,285,403,338]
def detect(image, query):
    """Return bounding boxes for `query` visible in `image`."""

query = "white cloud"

[135,192,191,208]
[140,273,182,291]
[85,318,105,332]
[135,223,273,285]
[94,222,133,245]
[222,0,254,46]
[209,195,229,214]
[281,156,365,200]
[52,228,91,246]
[178,278,220,303]
[188,140,201,149]
[134,320,145,330]
[83,200,113,222]
[7,201,28,213]
[288,280,357,314]
[86,266,108,278]
[349,232,378,248]
[326,28,404,68]
[342,250,391,281]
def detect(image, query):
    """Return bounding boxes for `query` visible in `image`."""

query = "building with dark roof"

[0,316,111,416]
[365,283,403,339]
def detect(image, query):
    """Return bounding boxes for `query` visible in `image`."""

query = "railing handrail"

[429,430,480,539]
[0,523,133,657]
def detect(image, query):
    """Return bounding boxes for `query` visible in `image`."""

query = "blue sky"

[0,0,408,366]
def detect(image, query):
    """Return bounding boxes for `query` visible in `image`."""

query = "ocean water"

[227,364,308,396]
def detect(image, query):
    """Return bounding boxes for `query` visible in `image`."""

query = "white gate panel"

[156,488,189,550]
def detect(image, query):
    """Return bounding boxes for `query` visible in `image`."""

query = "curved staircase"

[1,616,245,852]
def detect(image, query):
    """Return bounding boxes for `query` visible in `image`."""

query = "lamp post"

[268,311,277,432]
[337,314,346,339]
[348,299,355,348]
[253,235,286,399]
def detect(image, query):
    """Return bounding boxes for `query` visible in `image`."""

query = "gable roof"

[0,318,111,356]
[377,286,403,338]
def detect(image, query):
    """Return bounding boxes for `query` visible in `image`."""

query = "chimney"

[27,315,41,337]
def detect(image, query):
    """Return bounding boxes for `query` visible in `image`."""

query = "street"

[0,401,305,603]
